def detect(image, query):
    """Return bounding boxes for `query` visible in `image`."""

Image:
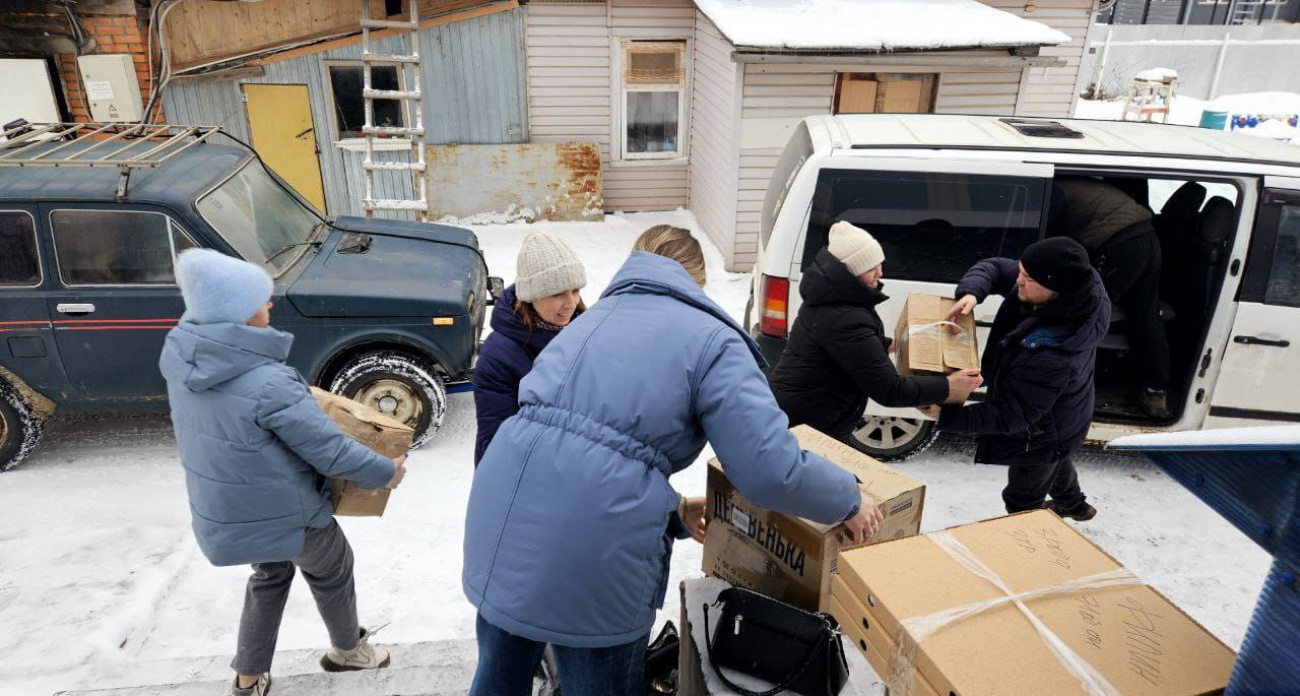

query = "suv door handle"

[1234,335,1290,348]
[56,303,96,315]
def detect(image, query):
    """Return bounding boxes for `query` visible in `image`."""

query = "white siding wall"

[688,12,739,262]
[982,0,1099,117]
[731,59,1023,269]
[525,0,694,213]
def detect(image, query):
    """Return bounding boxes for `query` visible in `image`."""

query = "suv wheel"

[0,380,45,472]
[846,415,939,462]
[329,352,447,449]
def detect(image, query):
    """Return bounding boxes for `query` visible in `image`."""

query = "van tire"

[0,380,44,472]
[846,415,939,462]
[328,351,447,450]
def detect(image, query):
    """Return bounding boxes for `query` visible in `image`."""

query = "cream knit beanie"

[515,231,587,302]
[828,221,885,276]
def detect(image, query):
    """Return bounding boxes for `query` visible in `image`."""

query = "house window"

[621,40,687,160]
[50,210,194,286]
[328,64,405,140]
[835,73,938,115]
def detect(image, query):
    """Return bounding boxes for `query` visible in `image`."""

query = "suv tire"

[846,415,939,462]
[0,380,45,472]
[329,351,447,450]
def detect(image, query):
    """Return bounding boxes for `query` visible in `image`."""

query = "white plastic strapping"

[886,530,1145,696]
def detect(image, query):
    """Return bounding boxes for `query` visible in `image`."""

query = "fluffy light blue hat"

[176,249,274,325]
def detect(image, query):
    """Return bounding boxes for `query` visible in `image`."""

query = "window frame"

[48,208,199,289]
[323,60,410,148]
[1241,188,1300,308]
[614,37,691,163]
[0,209,42,289]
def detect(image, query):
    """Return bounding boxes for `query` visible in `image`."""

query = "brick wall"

[55,13,158,122]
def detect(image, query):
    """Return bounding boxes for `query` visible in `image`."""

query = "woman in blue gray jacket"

[160,250,406,696]
[463,226,883,696]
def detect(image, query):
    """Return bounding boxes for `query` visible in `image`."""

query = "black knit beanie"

[1020,237,1093,293]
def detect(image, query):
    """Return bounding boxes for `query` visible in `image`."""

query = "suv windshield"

[197,160,320,273]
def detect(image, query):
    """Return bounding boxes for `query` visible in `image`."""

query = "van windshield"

[197,160,320,273]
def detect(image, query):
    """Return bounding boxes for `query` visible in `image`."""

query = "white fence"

[1080,24,1300,101]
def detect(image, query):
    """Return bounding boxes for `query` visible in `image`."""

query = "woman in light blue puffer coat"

[463,226,883,696]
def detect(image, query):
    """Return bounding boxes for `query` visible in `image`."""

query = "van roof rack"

[998,118,1085,139]
[0,121,224,200]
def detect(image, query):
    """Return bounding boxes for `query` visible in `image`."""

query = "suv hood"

[286,217,485,318]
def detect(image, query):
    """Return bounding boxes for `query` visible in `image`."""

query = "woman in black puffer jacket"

[768,221,981,441]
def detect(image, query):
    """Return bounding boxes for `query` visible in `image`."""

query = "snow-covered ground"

[0,210,1274,696]
[1075,89,1300,144]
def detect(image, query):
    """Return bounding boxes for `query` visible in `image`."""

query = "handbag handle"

[702,602,830,696]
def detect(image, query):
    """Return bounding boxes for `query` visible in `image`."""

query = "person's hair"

[633,225,707,286]
[514,296,587,332]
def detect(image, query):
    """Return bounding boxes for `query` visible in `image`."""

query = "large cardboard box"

[832,510,1236,696]
[702,425,925,613]
[895,294,979,404]
[310,387,412,517]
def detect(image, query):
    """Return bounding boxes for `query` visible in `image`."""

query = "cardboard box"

[702,425,925,613]
[834,510,1236,696]
[829,579,943,696]
[310,387,413,517]
[894,294,979,404]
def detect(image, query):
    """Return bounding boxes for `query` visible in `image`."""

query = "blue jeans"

[468,613,649,696]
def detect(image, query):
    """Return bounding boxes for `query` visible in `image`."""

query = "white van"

[746,114,1300,460]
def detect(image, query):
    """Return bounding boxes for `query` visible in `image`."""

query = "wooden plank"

[838,75,877,114]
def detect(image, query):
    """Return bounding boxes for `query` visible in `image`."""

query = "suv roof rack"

[0,121,224,200]
[998,118,1085,139]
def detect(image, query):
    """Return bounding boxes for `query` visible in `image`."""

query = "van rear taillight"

[759,275,790,338]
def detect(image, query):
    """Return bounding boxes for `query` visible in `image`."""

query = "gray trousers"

[231,520,361,674]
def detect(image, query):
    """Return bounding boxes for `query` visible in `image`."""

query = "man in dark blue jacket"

[937,237,1110,521]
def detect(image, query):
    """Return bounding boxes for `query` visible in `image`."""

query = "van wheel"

[328,352,447,450]
[0,380,45,472]
[847,416,939,462]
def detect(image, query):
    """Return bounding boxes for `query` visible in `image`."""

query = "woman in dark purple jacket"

[473,232,586,465]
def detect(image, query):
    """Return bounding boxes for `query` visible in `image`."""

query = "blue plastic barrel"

[1200,109,1229,130]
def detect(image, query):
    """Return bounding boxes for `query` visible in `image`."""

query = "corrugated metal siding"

[981,0,1096,118]
[526,0,694,213]
[688,11,738,263]
[162,7,528,219]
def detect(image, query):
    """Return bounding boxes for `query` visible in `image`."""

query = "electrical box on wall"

[77,55,144,122]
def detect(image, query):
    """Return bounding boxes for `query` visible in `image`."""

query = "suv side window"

[803,170,1046,282]
[51,210,195,286]
[0,211,40,287]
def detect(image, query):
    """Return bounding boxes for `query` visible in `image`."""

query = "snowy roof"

[1110,426,1300,451]
[694,0,1073,53]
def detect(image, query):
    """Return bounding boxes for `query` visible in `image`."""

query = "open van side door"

[1210,177,1300,425]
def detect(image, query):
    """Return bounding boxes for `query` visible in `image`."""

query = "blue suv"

[0,124,493,470]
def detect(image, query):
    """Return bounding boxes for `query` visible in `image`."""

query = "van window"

[803,170,1045,282]
[1266,203,1300,306]
[0,211,40,287]
[761,123,813,250]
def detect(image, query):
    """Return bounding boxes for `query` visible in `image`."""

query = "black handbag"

[703,587,850,696]
[645,620,681,694]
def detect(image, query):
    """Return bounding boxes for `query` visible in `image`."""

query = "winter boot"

[1134,387,1171,419]
[1045,499,1098,522]
[229,674,271,696]
[320,627,391,672]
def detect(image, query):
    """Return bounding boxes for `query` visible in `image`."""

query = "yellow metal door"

[243,84,327,212]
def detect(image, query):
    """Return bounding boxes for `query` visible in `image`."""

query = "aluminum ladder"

[1229,0,1265,24]
[360,0,427,220]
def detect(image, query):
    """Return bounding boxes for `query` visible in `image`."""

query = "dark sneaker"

[1045,500,1097,521]
[1135,387,1171,419]
[230,674,271,696]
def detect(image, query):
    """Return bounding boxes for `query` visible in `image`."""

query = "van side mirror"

[487,276,505,305]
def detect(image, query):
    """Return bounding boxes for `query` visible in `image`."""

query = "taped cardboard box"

[834,510,1236,696]
[702,425,925,613]
[828,580,942,696]
[895,294,979,404]
[310,387,412,517]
